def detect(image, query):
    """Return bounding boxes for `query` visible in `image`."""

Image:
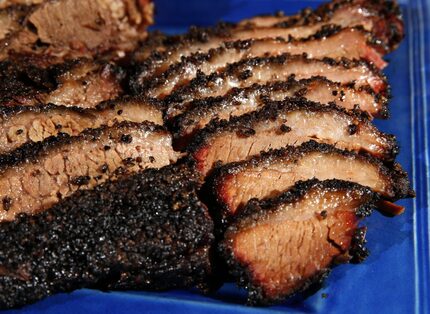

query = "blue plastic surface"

[5,0,430,313]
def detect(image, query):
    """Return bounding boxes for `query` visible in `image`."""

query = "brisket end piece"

[0,160,214,309]
[220,179,378,305]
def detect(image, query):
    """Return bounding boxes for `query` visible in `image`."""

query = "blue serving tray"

[5,0,430,313]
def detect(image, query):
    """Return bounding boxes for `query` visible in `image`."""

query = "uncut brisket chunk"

[137,26,386,91]
[159,54,387,103]
[134,26,387,96]
[0,0,154,62]
[0,160,213,309]
[188,98,398,175]
[209,141,413,220]
[0,121,180,222]
[132,0,402,79]
[220,179,377,305]
[0,96,163,154]
[0,58,124,107]
[168,77,387,149]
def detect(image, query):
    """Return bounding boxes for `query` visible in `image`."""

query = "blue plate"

[5,0,430,313]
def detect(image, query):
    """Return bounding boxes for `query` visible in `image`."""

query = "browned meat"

[240,0,403,51]
[209,141,413,219]
[0,121,180,222]
[220,179,377,305]
[158,55,387,105]
[0,0,42,9]
[0,160,214,309]
[136,27,387,98]
[0,5,32,41]
[0,96,163,154]
[188,98,397,175]
[0,0,154,62]
[0,58,124,107]
[168,77,387,149]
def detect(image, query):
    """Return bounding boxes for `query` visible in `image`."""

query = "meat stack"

[0,0,414,309]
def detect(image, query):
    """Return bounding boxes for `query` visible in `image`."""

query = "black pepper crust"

[0,121,168,171]
[0,159,214,309]
[186,97,398,161]
[167,76,389,145]
[133,25,386,94]
[206,140,413,223]
[163,53,388,103]
[0,58,125,106]
[219,179,379,305]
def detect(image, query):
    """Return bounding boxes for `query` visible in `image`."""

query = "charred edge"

[218,179,378,305]
[207,140,412,220]
[0,158,213,309]
[186,97,398,160]
[0,121,167,171]
[167,76,387,141]
[166,54,388,102]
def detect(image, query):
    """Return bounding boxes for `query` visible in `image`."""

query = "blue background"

[5,0,430,313]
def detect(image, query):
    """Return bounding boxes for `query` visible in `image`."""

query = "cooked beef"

[168,77,387,149]
[240,0,403,51]
[220,179,377,305]
[132,0,402,80]
[0,160,214,309]
[0,0,154,62]
[0,96,163,154]
[0,121,179,222]
[159,54,387,104]
[0,0,42,9]
[188,98,397,175]
[209,141,413,219]
[0,58,124,107]
[136,27,387,98]
[0,5,32,41]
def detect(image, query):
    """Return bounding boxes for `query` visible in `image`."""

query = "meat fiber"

[0,58,124,107]
[134,26,387,95]
[0,121,180,222]
[0,0,154,62]
[0,96,163,154]
[159,54,387,104]
[188,98,398,175]
[0,160,213,309]
[208,141,413,219]
[168,77,387,149]
[220,179,377,305]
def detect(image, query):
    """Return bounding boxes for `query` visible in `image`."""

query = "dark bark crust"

[0,159,214,309]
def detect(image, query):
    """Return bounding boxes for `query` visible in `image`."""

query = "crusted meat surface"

[220,179,377,305]
[160,54,387,104]
[132,0,402,80]
[0,121,180,221]
[0,58,124,107]
[0,160,213,309]
[0,0,154,62]
[189,98,397,175]
[0,96,163,154]
[135,26,387,96]
[168,77,387,149]
[209,141,413,218]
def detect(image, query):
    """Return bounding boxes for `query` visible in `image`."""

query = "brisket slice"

[188,98,397,175]
[208,141,413,220]
[239,0,403,50]
[0,58,124,107]
[220,179,377,305]
[136,26,387,98]
[0,159,213,309]
[159,54,387,103]
[132,0,402,80]
[168,77,387,149]
[0,0,154,62]
[0,96,163,154]
[0,121,180,222]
